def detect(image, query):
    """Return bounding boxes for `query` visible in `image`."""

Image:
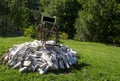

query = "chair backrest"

[37,13,59,47]
[41,13,56,25]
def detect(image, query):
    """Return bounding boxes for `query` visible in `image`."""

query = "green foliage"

[0,0,27,36]
[0,37,120,81]
[75,0,120,45]
[0,0,120,45]
[0,0,41,36]
[43,0,81,39]
[25,0,41,25]
[59,32,68,40]
[58,0,81,39]
[24,26,35,37]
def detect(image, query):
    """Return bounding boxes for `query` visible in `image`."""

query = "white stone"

[46,40,56,45]
[38,65,49,74]
[23,61,31,67]
[10,61,16,66]
[19,67,27,72]
[13,62,21,69]
[59,60,65,69]
[2,40,77,74]
[4,55,8,62]
[62,55,70,68]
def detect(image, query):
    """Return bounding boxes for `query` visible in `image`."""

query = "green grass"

[0,37,120,81]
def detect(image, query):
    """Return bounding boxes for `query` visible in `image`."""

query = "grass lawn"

[0,37,120,81]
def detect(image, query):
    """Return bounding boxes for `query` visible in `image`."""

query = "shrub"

[59,32,68,40]
[24,26,35,37]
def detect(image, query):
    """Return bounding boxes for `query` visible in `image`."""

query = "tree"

[25,0,40,25]
[0,0,27,36]
[0,0,10,36]
[75,0,120,45]
[59,0,81,39]
[43,0,81,39]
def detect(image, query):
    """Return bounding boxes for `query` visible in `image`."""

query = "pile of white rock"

[2,40,77,74]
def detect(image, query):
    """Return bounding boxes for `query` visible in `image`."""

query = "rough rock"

[2,40,77,74]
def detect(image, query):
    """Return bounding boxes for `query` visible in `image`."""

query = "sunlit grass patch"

[0,37,120,81]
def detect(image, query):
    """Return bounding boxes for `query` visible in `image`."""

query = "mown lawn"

[0,37,120,81]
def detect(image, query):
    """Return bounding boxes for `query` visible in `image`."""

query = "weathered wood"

[59,60,65,69]
[23,61,31,67]
[2,40,77,74]
[62,55,70,68]
[13,62,21,69]
[19,67,27,72]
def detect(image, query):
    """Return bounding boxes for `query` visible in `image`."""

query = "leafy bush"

[75,0,120,45]
[59,32,68,40]
[24,26,35,37]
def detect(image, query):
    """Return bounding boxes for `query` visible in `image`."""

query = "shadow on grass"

[72,62,90,71]
[105,43,120,47]
[0,62,90,75]
[47,62,90,74]
[46,55,90,74]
